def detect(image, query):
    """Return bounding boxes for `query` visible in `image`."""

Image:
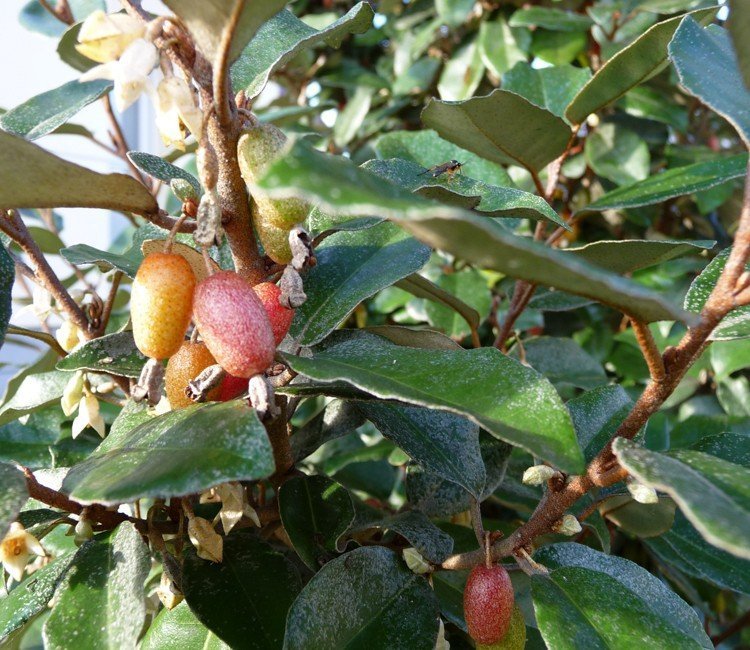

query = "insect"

[418,159,463,179]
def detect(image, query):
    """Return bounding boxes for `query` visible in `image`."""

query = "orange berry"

[253,282,294,345]
[192,271,275,378]
[131,252,196,360]
[165,341,220,408]
[464,564,514,645]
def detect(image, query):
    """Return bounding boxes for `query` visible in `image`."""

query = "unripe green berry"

[476,605,526,650]
[254,203,293,264]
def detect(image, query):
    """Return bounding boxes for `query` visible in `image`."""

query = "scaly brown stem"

[631,319,666,382]
[97,271,123,336]
[213,0,245,127]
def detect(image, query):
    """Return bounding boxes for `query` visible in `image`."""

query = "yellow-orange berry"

[254,206,292,264]
[131,252,196,360]
[253,282,294,345]
[165,341,220,408]
[192,271,275,378]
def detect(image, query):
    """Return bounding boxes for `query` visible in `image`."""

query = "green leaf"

[333,86,374,147]
[348,510,454,564]
[363,158,566,226]
[182,533,301,650]
[565,8,717,125]
[568,385,633,462]
[728,0,750,90]
[374,129,513,187]
[62,401,275,505]
[531,30,586,66]
[436,0,475,28]
[19,1,66,37]
[0,371,69,427]
[127,151,201,194]
[161,0,288,64]
[0,243,13,350]
[0,463,28,538]
[60,243,140,278]
[614,438,750,560]
[0,554,75,643]
[685,248,750,340]
[356,402,485,498]
[502,63,591,121]
[566,239,715,274]
[532,543,713,649]
[0,132,158,215]
[421,89,573,172]
[56,332,147,378]
[141,602,230,650]
[421,268,490,339]
[0,80,111,141]
[279,475,355,570]
[437,38,485,101]
[284,546,439,650]
[512,337,606,390]
[289,221,430,345]
[283,330,584,473]
[586,153,748,211]
[619,86,689,131]
[585,123,650,186]
[57,23,97,73]
[290,400,366,462]
[232,3,373,98]
[257,141,689,324]
[43,523,150,650]
[477,17,528,79]
[710,339,750,379]
[509,7,593,32]
[647,512,750,594]
[670,19,750,147]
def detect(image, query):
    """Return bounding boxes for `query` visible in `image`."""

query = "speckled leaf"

[685,248,750,340]
[257,141,691,324]
[348,510,454,564]
[43,523,149,650]
[0,553,76,643]
[728,0,750,90]
[614,438,750,560]
[127,151,201,194]
[0,371,69,426]
[290,400,365,462]
[183,533,301,650]
[512,337,606,390]
[532,543,713,649]
[422,89,572,171]
[566,239,715,273]
[62,401,275,505]
[0,132,157,215]
[509,7,593,31]
[586,154,747,212]
[0,463,27,538]
[0,80,111,140]
[477,16,528,80]
[289,221,430,345]
[438,37,485,101]
[363,158,565,226]
[356,401,485,498]
[57,22,96,73]
[56,332,147,378]
[568,385,633,462]
[60,244,140,278]
[279,475,355,570]
[566,8,717,124]
[670,19,750,147]
[283,546,439,650]
[141,602,230,650]
[585,123,650,186]
[283,330,583,473]
[502,62,591,120]
[421,269,491,339]
[232,3,374,98]
[0,243,13,350]
[647,512,750,594]
[406,434,512,517]
[374,129,513,187]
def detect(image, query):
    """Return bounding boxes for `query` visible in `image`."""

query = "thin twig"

[102,95,150,189]
[97,271,123,336]
[213,0,245,127]
[631,319,666,382]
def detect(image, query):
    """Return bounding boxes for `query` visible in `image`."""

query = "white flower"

[72,392,106,439]
[187,516,223,563]
[56,320,84,353]
[80,38,158,111]
[75,10,145,63]
[522,464,557,486]
[403,547,431,574]
[626,478,659,504]
[153,76,203,150]
[0,523,45,582]
[61,372,85,417]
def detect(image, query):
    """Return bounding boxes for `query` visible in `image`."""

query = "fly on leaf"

[418,159,463,179]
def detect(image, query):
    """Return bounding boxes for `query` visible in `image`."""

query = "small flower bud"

[552,514,582,536]
[403,547,431,574]
[56,320,83,352]
[61,372,85,417]
[170,178,198,203]
[626,478,658,504]
[522,465,557,486]
[157,571,184,610]
[187,516,223,563]
[72,392,106,439]
[74,517,94,546]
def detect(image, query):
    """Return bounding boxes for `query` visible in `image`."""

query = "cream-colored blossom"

[80,38,158,111]
[61,372,85,417]
[72,392,106,439]
[626,478,659,504]
[153,76,203,150]
[187,516,223,563]
[56,320,84,353]
[75,10,145,63]
[0,523,45,582]
[522,464,557,486]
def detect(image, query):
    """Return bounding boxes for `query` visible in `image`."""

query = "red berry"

[464,564,514,645]
[218,374,249,401]
[192,271,275,378]
[253,282,294,345]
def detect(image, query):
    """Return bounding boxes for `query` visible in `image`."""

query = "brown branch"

[268,395,294,484]
[442,159,750,571]
[711,609,750,646]
[213,0,245,127]
[102,95,151,189]
[97,271,122,336]
[631,319,666,382]
[38,0,73,25]
[6,326,67,357]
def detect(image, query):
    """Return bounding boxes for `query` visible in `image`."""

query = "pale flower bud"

[187,516,223,563]
[61,372,85,417]
[522,465,557,486]
[156,571,184,610]
[434,619,450,650]
[154,76,203,150]
[403,547,431,574]
[75,10,145,63]
[72,392,106,439]
[56,320,83,352]
[74,518,94,545]
[0,523,45,582]
[626,478,658,504]
[552,514,582,536]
